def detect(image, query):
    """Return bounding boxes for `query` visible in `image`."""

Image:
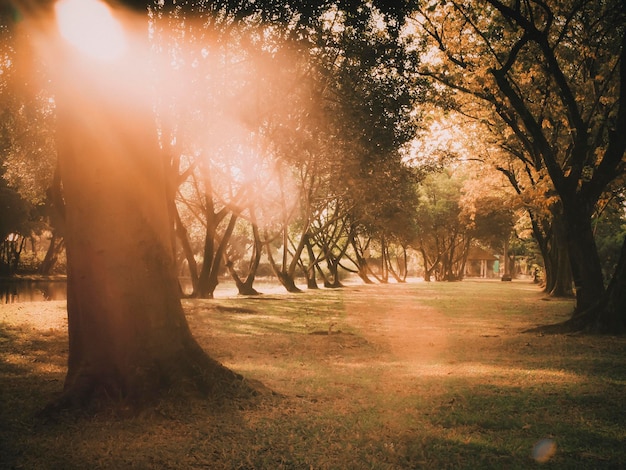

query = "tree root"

[37,344,271,420]
[523,301,625,335]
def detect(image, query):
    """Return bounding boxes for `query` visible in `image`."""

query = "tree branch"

[485,0,587,139]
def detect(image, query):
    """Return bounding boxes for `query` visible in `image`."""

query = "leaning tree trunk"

[264,222,308,294]
[48,31,245,411]
[173,203,199,294]
[303,235,320,289]
[264,241,302,293]
[348,232,374,284]
[39,234,64,275]
[226,220,263,295]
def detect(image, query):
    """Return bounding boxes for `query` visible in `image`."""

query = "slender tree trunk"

[195,193,217,298]
[400,245,408,282]
[205,213,238,296]
[173,204,199,294]
[380,236,389,283]
[456,238,470,281]
[39,234,64,275]
[265,241,301,293]
[303,236,319,289]
[349,231,374,284]
[324,257,343,287]
[225,221,262,296]
[419,246,438,282]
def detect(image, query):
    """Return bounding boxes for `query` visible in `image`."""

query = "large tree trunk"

[596,235,626,333]
[47,30,246,412]
[562,200,606,314]
[538,235,626,335]
[546,215,573,297]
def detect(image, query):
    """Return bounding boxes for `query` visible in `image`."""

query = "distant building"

[465,246,499,279]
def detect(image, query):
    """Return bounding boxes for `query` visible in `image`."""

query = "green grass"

[1,279,625,469]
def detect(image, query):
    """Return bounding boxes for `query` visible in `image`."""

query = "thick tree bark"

[47,34,248,412]
[543,209,574,297]
[533,235,626,335]
[596,235,626,333]
[562,200,606,314]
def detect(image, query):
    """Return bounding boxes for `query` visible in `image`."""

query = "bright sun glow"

[55,0,127,61]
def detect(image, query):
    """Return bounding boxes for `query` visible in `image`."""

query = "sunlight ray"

[55,0,127,61]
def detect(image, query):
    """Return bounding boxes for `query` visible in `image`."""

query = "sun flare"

[54,0,127,61]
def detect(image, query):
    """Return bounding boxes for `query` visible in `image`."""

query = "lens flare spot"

[532,438,557,463]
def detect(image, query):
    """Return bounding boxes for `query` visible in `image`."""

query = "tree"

[415,0,626,329]
[224,215,264,295]
[9,0,249,410]
[414,170,467,281]
[493,143,574,296]
[0,9,62,275]
[593,189,626,283]
[5,0,426,409]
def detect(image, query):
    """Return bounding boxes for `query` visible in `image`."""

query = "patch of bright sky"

[404,111,471,169]
[320,5,345,34]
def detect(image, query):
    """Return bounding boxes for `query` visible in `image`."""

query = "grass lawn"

[1,279,625,469]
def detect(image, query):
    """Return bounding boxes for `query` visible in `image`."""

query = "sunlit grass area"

[1,279,625,469]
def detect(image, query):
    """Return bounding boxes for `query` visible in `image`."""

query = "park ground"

[1,279,625,469]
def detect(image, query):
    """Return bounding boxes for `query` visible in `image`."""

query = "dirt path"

[338,284,455,379]
[347,297,449,362]
[338,281,532,383]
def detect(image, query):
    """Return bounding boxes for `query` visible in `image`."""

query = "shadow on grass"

[1,281,625,469]
[418,381,625,468]
[0,322,268,470]
[0,323,68,469]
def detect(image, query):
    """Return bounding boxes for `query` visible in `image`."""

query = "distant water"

[0,280,68,304]
[0,276,345,304]
[0,278,274,303]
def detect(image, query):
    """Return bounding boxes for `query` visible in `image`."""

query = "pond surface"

[0,280,67,304]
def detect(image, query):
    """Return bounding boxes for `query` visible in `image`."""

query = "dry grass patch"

[2,279,626,469]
